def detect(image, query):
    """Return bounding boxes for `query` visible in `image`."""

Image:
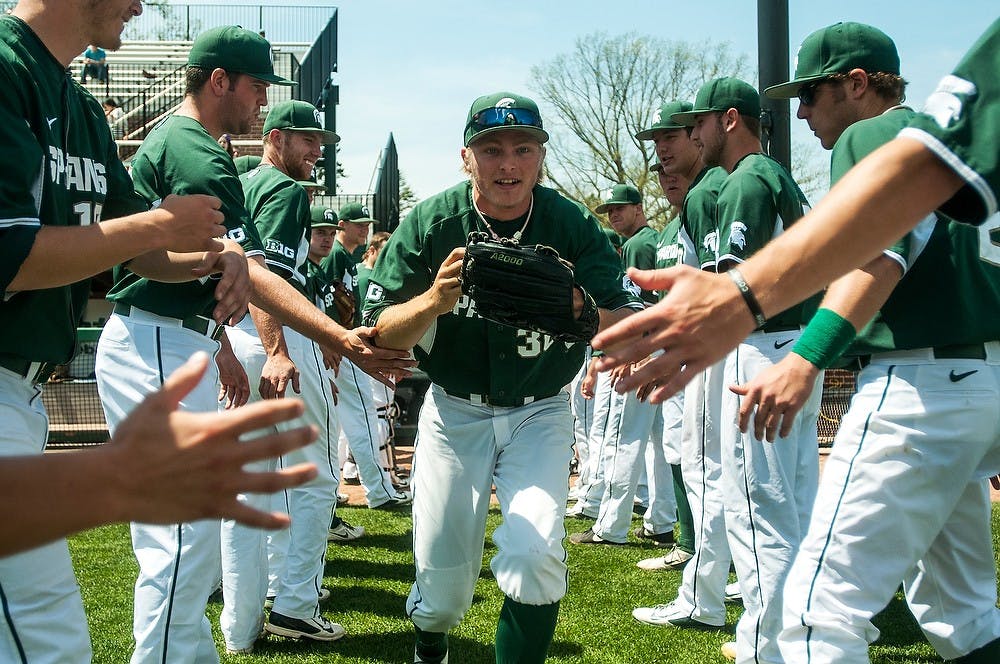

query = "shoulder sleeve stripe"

[899,127,998,220]
[0,218,41,228]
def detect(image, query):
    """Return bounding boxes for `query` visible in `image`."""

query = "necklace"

[471,190,533,244]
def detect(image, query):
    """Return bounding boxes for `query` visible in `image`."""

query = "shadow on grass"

[250,630,495,663]
[871,592,928,649]
[326,558,415,583]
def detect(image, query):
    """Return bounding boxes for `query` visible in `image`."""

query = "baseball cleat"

[371,491,412,510]
[631,525,676,547]
[631,602,724,629]
[721,641,737,660]
[328,516,365,542]
[724,582,743,604]
[568,528,626,545]
[264,612,345,641]
[564,505,597,520]
[636,545,693,571]
[414,646,449,663]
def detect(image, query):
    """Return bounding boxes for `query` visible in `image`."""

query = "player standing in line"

[0,2,247,660]
[363,92,642,663]
[222,100,344,651]
[734,24,1000,663]
[590,19,1000,397]
[630,102,734,633]
[669,78,820,662]
[570,184,677,546]
[95,27,412,663]
[323,202,408,507]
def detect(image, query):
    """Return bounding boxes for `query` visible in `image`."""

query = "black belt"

[114,303,224,341]
[932,343,987,360]
[442,388,560,408]
[0,355,54,384]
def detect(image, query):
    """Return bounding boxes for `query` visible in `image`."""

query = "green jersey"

[716,153,813,331]
[901,17,999,227]
[364,182,641,403]
[320,240,360,326]
[302,259,334,314]
[622,225,659,305]
[355,263,374,317]
[653,218,697,301]
[682,166,727,271]
[830,107,1000,353]
[240,165,311,296]
[107,115,264,319]
[0,16,146,363]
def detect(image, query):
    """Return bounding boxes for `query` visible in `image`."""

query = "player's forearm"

[739,138,963,320]
[815,254,903,330]
[126,249,212,282]
[0,448,126,555]
[7,209,175,291]
[248,302,291,358]
[597,306,636,333]
[248,259,350,351]
[370,293,444,351]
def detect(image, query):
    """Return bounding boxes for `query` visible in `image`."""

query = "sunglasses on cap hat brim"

[467,107,543,134]
[796,78,834,106]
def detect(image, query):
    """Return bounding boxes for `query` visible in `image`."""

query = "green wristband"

[792,308,857,369]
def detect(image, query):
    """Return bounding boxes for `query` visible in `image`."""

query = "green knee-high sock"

[949,637,1000,663]
[671,463,695,554]
[495,598,560,664]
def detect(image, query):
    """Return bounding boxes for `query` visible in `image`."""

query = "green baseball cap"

[595,183,642,213]
[671,77,760,127]
[635,101,694,140]
[263,100,339,143]
[233,154,261,175]
[338,201,376,224]
[764,22,899,99]
[464,92,549,146]
[187,26,294,86]
[310,205,338,227]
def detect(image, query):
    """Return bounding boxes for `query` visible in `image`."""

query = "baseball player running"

[669,78,821,662]
[322,203,407,507]
[222,100,344,651]
[571,184,676,546]
[363,92,641,663]
[730,23,1000,663]
[630,102,734,632]
[96,27,411,663]
[0,1,245,662]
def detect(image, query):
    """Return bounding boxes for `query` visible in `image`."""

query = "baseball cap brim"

[468,126,549,146]
[635,123,688,140]
[248,72,296,86]
[595,201,635,214]
[670,108,723,127]
[763,73,832,99]
[283,127,340,144]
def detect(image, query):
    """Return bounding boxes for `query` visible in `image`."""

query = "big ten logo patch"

[264,239,295,259]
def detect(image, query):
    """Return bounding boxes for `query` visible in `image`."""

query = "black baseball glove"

[461,231,599,343]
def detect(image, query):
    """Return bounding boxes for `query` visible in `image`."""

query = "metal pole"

[323,83,339,194]
[758,0,790,170]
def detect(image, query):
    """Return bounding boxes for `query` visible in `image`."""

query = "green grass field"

[69,504,1000,663]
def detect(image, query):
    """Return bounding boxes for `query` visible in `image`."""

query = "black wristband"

[726,267,766,330]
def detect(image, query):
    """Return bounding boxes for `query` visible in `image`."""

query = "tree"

[124,1,201,41]
[530,32,748,229]
[398,171,418,218]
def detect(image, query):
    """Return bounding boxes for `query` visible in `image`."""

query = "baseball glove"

[461,231,599,343]
[331,281,356,325]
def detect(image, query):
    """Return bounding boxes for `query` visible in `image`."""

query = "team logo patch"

[361,205,371,217]
[924,74,975,129]
[495,97,517,108]
[651,108,661,124]
[366,282,384,303]
[603,188,614,202]
[324,208,335,221]
[703,230,719,255]
[729,222,748,251]
[313,109,322,125]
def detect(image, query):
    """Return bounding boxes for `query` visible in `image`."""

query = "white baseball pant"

[780,345,1000,663]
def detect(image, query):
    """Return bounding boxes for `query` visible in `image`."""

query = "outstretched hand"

[343,326,417,388]
[106,352,318,529]
[592,266,755,402]
[729,352,820,442]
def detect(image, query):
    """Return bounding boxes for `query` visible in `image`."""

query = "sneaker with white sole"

[631,602,723,629]
[631,525,676,547]
[264,612,345,641]
[569,527,626,545]
[414,646,449,663]
[328,516,365,542]
[724,582,742,604]
[636,545,694,571]
[721,641,737,660]
[371,491,412,510]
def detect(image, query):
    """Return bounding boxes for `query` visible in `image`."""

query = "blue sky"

[183,1,994,200]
